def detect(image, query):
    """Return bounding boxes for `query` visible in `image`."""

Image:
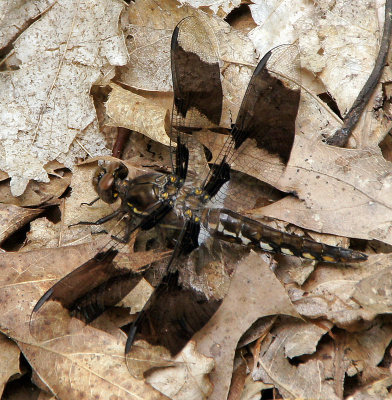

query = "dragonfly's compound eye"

[115,163,128,180]
[92,166,106,193]
[92,162,129,204]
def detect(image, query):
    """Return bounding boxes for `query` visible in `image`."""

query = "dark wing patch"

[202,44,301,204]
[125,271,221,362]
[30,249,142,341]
[232,46,300,163]
[170,16,223,179]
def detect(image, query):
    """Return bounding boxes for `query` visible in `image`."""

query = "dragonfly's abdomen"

[206,209,366,263]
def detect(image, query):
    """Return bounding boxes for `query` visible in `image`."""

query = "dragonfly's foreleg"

[80,197,100,207]
[69,209,124,228]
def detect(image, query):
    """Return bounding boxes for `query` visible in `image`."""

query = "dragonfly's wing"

[202,45,301,199]
[125,271,221,364]
[170,16,223,179]
[30,248,143,341]
[232,45,300,163]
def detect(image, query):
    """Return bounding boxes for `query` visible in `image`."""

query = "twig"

[326,0,392,147]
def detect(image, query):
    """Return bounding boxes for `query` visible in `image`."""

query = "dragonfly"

[30,16,367,374]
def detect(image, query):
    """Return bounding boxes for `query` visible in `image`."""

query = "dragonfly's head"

[93,162,128,204]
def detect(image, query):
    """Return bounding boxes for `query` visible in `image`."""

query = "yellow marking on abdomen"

[223,229,237,238]
[238,232,251,245]
[260,242,274,251]
[302,252,316,260]
[281,248,294,256]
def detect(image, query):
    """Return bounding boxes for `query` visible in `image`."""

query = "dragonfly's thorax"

[173,183,210,222]
[120,172,186,218]
[156,173,184,203]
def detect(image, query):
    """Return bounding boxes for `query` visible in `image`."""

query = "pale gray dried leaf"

[343,321,392,377]
[282,319,332,359]
[299,0,378,115]
[23,218,61,251]
[178,0,240,17]
[353,257,392,316]
[0,0,127,196]
[249,0,314,56]
[249,0,378,115]
[0,0,54,49]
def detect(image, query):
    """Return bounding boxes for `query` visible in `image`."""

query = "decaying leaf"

[249,135,392,244]
[147,341,214,400]
[0,0,126,196]
[178,0,240,17]
[0,0,55,49]
[1,0,392,398]
[0,334,20,398]
[0,168,71,207]
[0,204,42,244]
[0,243,170,399]
[252,324,343,400]
[120,0,255,128]
[193,251,300,400]
[106,83,171,146]
[348,376,392,400]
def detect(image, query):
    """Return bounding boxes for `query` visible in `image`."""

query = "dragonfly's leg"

[91,229,108,236]
[69,209,123,227]
[81,197,100,207]
[110,222,133,244]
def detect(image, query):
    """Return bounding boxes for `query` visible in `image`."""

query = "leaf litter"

[0,0,392,399]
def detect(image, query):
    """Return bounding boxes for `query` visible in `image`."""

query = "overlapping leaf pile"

[0,0,392,399]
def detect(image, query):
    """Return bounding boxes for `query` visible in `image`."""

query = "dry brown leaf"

[0,170,71,207]
[146,341,214,400]
[277,319,332,359]
[0,334,21,398]
[0,243,170,399]
[0,204,42,244]
[37,391,55,400]
[227,359,247,400]
[193,251,300,400]
[353,255,392,316]
[106,83,171,146]
[126,340,176,380]
[121,0,255,128]
[252,324,342,400]
[347,376,392,400]
[339,321,392,377]
[239,375,271,400]
[247,135,392,244]
[293,254,392,326]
